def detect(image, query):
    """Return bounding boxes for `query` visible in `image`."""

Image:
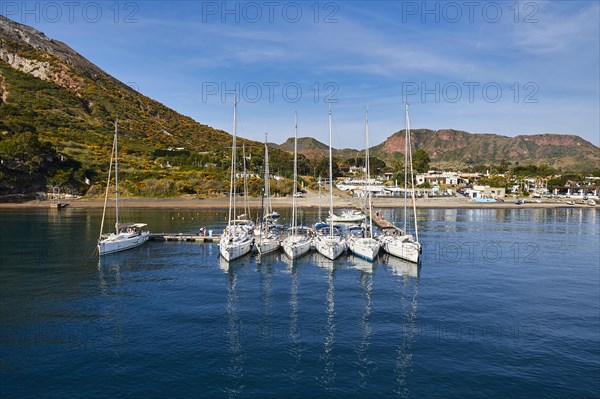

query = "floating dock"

[151,217,398,243]
[149,233,220,243]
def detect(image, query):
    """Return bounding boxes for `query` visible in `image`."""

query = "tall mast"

[406,103,419,242]
[328,102,334,237]
[114,118,119,232]
[99,126,116,240]
[264,133,271,218]
[228,94,237,226]
[318,175,322,222]
[403,104,408,234]
[242,143,249,219]
[292,112,298,234]
[365,110,373,239]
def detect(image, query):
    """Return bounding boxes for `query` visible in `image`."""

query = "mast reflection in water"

[319,268,336,391]
[222,259,245,399]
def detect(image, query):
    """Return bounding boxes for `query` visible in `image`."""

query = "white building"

[415,170,463,186]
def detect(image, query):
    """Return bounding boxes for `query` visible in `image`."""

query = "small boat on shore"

[50,186,69,210]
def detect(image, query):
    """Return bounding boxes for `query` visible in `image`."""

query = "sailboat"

[97,119,149,255]
[326,210,365,223]
[219,95,254,261]
[282,112,313,259]
[255,133,281,255]
[378,103,421,263]
[315,105,347,260]
[347,110,381,262]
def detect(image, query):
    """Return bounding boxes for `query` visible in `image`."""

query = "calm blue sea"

[0,207,598,398]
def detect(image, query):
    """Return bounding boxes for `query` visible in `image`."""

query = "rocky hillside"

[277,130,599,170]
[371,129,599,170]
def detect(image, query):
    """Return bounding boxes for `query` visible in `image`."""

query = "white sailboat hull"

[315,235,347,260]
[219,231,253,261]
[327,211,365,223]
[98,231,149,255]
[256,235,281,255]
[379,235,421,263]
[348,237,381,262]
[282,235,312,259]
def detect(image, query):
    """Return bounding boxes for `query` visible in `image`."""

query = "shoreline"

[0,196,594,210]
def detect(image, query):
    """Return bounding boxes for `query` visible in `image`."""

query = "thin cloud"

[511,2,600,54]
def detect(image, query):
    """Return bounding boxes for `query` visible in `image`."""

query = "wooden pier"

[149,233,220,243]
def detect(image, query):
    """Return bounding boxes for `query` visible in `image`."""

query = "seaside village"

[333,168,600,205]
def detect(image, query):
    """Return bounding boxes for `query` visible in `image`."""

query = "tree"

[547,174,580,189]
[0,132,50,174]
[314,157,341,179]
[499,159,510,171]
[478,176,508,188]
[512,164,558,178]
[391,159,405,184]
[370,157,386,175]
[412,148,430,173]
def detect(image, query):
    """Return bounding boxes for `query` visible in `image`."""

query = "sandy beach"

[0,188,592,210]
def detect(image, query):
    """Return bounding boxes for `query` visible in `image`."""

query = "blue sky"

[3,1,599,149]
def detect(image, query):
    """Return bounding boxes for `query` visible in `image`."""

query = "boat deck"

[372,214,396,229]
